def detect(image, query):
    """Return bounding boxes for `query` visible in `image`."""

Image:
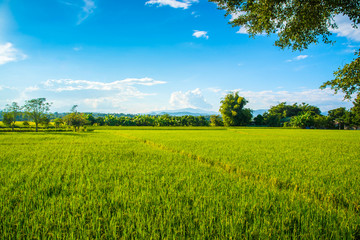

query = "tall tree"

[210,0,360,98]
[4,102,21,132]
[23,98,52,132]
[219,92,252,126]
[351,94,360,126]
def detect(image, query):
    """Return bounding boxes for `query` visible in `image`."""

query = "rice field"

[0,128,359,239]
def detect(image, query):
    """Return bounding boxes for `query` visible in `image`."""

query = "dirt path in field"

[113,131,359,215]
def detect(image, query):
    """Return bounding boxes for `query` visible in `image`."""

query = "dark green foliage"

[210,0,360,99]
[351,94,360,126]
[321,51,360,100]
[253,114,265,126]
[2,112,14,128]
[210,115,224,126]
[290,112,315,128]
[3,102,21,132]
[313,115,334,129]
[39,115,50,128]
[263,112,282,127]
[328,107,351,129]
[263,102,323,127]
[210,0,360,51]
[219,92,252,126]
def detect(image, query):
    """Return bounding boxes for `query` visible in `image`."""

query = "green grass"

[0,128,359,239]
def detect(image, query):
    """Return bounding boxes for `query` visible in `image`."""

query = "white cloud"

[224,88,352,112]
[207,87,222,93]
[170,88,212,109]
[145,0,198,9]
[230,12,245,22]
[286,55,309,62]
[0,42,26,65]
[236,27,249,34]
[77,0,96,24]
[331,15,360,42]
[193,30,209,39]
[191,11,200,18]
[16,78,166,112]
[40,78,166,92]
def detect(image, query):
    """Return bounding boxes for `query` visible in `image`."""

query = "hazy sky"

[0,0,359,113]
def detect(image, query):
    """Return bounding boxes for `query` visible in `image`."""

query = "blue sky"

[0,0,359,113]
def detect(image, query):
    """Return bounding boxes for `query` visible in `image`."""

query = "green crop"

[0,128,359,239]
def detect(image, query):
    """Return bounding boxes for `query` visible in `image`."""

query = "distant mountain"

[147,108,218,116]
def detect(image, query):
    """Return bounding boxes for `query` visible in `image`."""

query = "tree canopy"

[23,98,52,132]
[321,51,360,99]
[219,92,252,126]
[4,102,21,132]
[210,0,359,51]
[210,0,360,98]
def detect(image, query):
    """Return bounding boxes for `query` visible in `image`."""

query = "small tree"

[39,115,50,129]
[219,92,252,126]
[54,118,64,129]
[63,106,86,132]
[4,102,21,132]
[2,112,14,129]
[23,98,52,132]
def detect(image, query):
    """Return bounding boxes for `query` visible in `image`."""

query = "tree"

[328,107,350,129]
[54,118,64,129]
[321,51,360,100]
[210,115,224,126]
[350,94,360,126]
[219,92,252,126]
[290,111,314,129]
[263,112,282,127]
[23,98,52,132]
[210,0,360,98]
[2,112,14,129]
[253,114,265,126]
[39,115,50,128]
[4,102,21,132]
[63,106,87,132]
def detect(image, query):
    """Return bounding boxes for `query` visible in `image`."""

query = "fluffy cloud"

[170,88,212,109]
[41,78,166,92]
[17,78,166,112]
[193,30,209,39]
[145,0,198,9]
[286,55,309,62]
[331,15,360,42]
[0,42,26,65]
[227,88,352,112]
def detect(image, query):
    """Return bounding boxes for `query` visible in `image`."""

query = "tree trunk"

[35,122,38,132]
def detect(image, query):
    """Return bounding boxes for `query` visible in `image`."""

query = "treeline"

[253,102,360,129]
[2,94,360,131]
[84,114,209,127]
[212,92,360,129]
